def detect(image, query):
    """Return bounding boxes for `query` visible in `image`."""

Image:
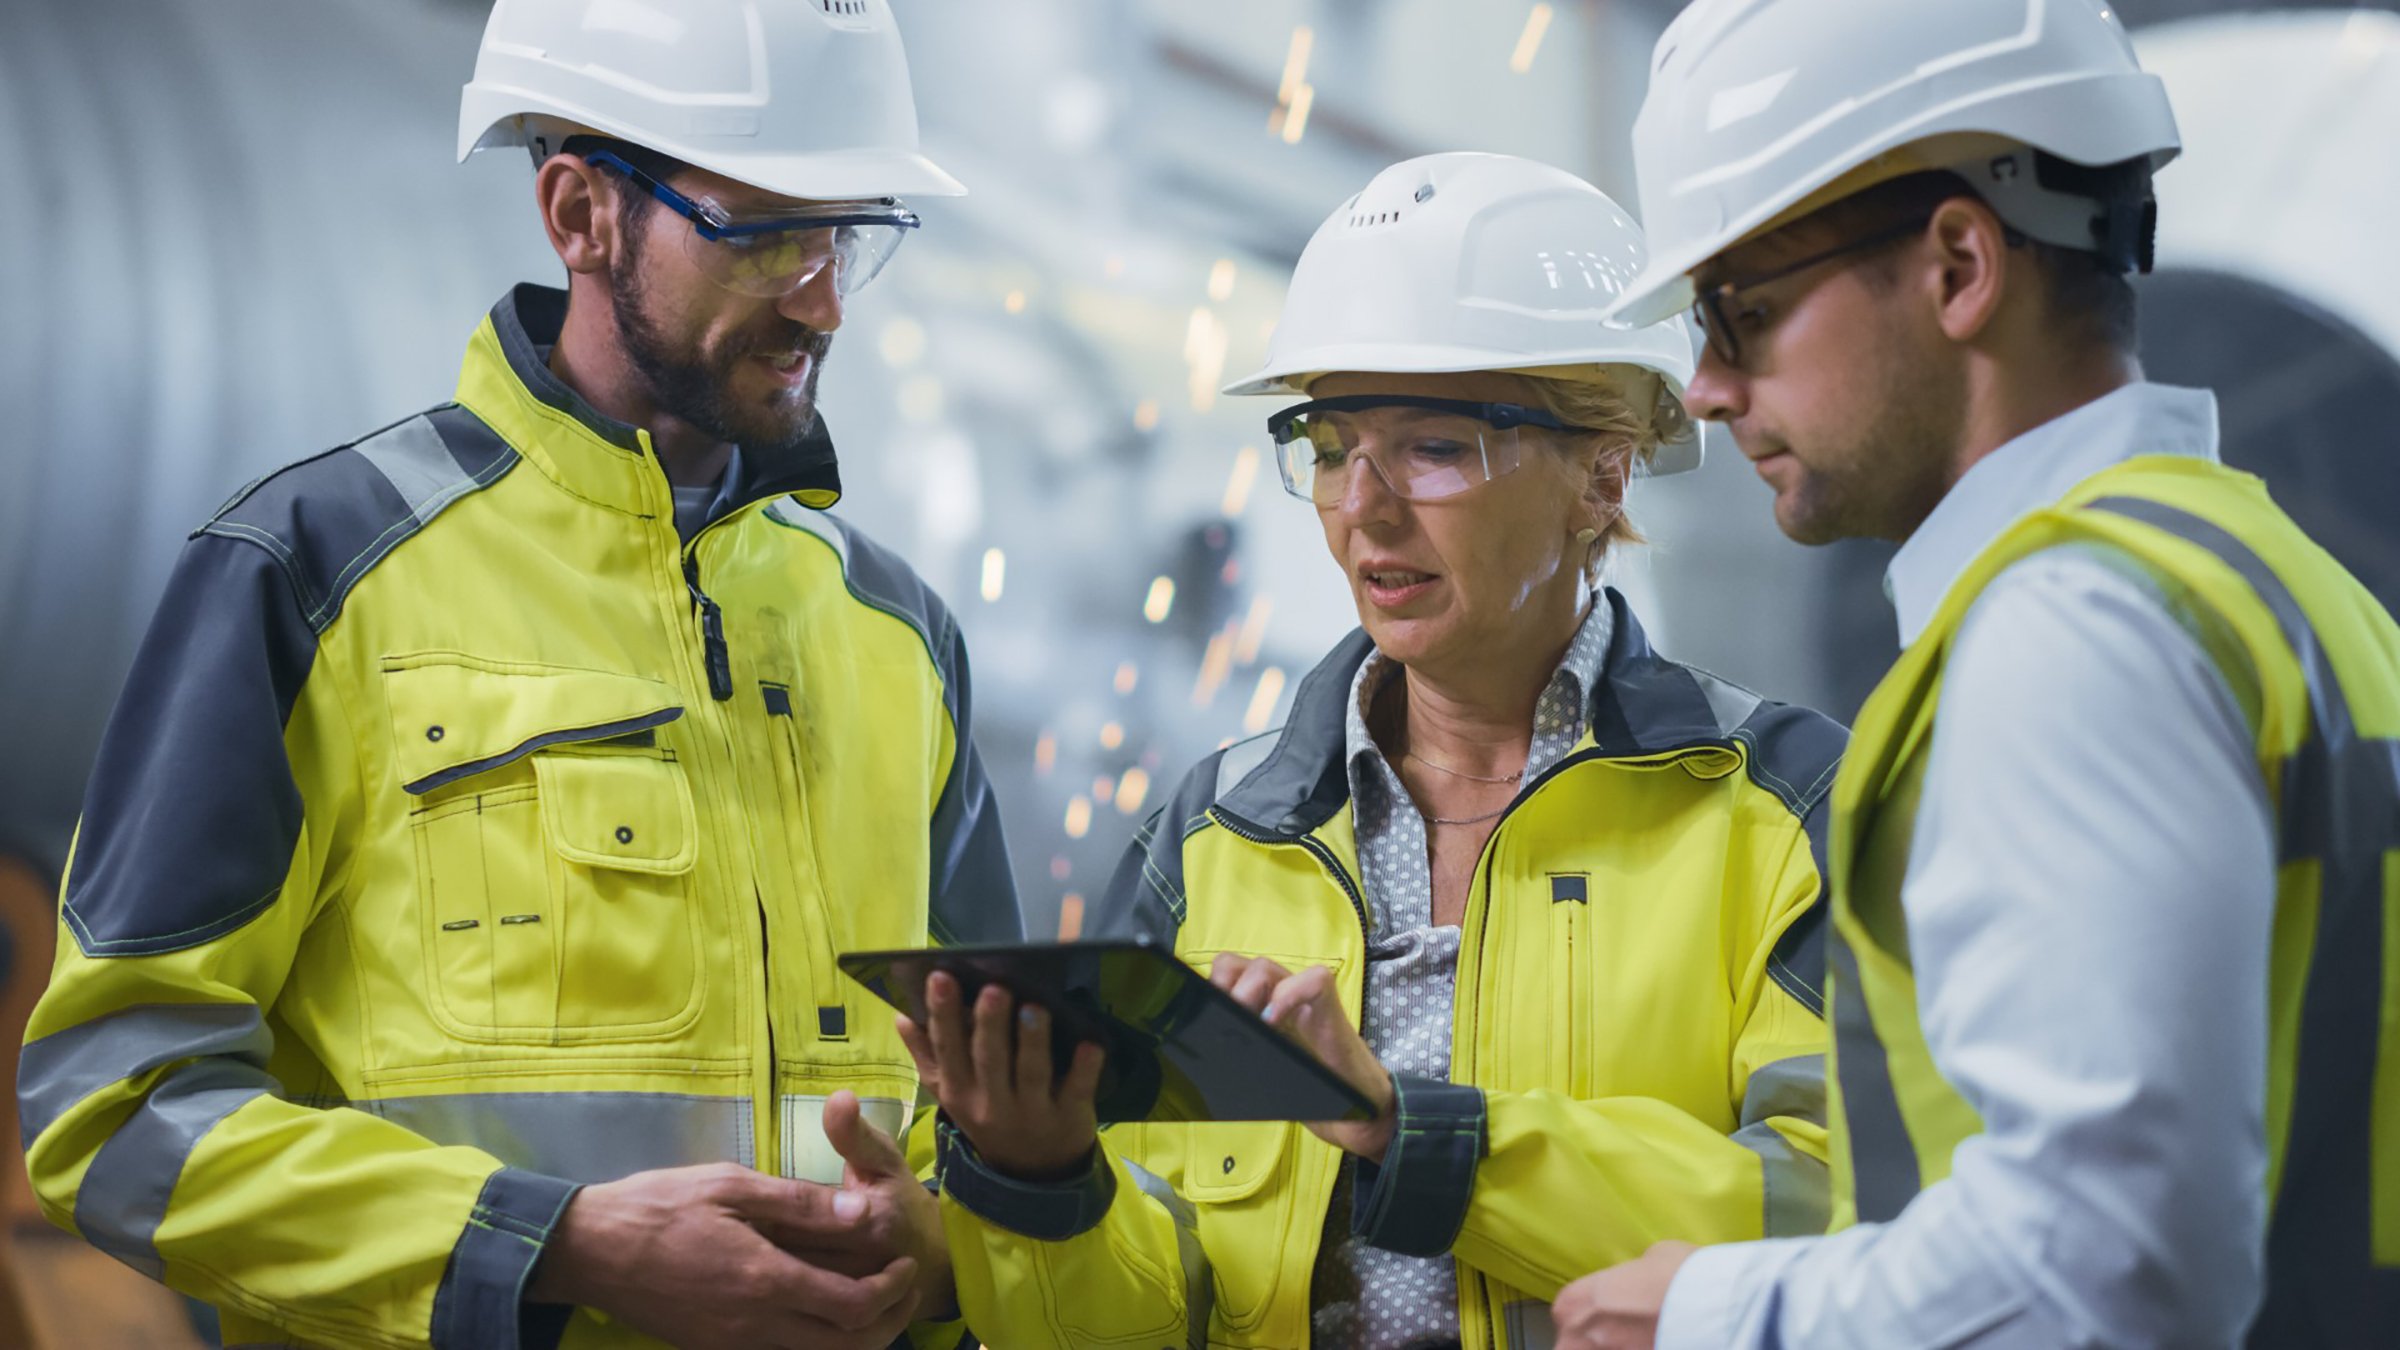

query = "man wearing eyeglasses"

[1549,2,2400,1349]
[17,4,1018,1349]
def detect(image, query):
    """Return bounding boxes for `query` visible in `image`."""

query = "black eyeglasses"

[1690,215,1932,368]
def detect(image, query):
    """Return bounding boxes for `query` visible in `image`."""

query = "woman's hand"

[894,971,1104,1181]
[1209,954,1397,1159]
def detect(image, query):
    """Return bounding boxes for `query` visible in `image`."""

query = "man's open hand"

[527,1161,919,1350]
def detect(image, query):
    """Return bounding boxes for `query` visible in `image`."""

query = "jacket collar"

[452,284,844,520]
[1220,588,1727,837]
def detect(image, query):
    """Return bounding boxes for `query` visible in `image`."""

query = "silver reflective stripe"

[766,496,847,561]
[367,1091,752,1184]
[1729,1054,1832,1237]
[1831,930,1921,1223]
[74,1058,273,1279]
[1213,730,1280,800]
[780,1094,909,1185]
[353,415,476,526]
[1123,1158,1211,1350]
[2085,496,2400,1332]
[1693,669,1766,737]
[1501,1298,1560,1350]
[18,1002,268,1148]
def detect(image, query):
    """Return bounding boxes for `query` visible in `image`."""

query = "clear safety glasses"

[585,150,920,298]
[1265,394,1582,506]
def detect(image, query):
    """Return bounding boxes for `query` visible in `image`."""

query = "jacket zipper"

[764,692,849,1045]
[1551,896,1580,1092]
[754,885,777,1156]
[1460,773,1550,1350]
[684,555,734,702]
[674,503,775,1173]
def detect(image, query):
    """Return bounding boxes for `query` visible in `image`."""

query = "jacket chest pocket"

[1182,1120,1303,1336]
[390,655,705,1043]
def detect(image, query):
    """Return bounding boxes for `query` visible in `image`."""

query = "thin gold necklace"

[1404,751,1523,785]
[1376,650,1545,827]
[1403,756,1523,825]
[1422,800,1512,827]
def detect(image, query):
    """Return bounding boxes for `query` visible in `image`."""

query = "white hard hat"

[459,0,964,201]
[1610,0,2181,327]
[1227,152,1702,475]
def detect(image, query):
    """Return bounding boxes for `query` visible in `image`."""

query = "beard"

[1774,329,1965,546]
[610,251,834,453]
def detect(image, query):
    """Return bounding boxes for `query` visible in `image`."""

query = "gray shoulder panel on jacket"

[764,502,963,722]
[196,403,518,634]
[1730,688,1844,1018]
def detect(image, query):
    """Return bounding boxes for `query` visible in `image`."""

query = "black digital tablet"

[837,939,1376,1125]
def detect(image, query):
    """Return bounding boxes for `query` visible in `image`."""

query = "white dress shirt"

[1657,383,2278,1348]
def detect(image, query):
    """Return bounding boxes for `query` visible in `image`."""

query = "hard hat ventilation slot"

[1347,210,1406,229]
[811,0,872,16]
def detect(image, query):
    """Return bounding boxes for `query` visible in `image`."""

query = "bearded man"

[17,4,1020,1348]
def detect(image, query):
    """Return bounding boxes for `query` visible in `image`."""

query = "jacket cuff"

[1350,1075,1487,1257]
[432,1167,582,1350]
[934,1117,1114,1240]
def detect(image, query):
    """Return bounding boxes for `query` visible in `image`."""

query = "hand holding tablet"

[889,969,1107,1181]
[839,940,1378,1129]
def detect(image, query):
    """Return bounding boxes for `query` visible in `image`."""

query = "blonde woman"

[909,154,1844,1350]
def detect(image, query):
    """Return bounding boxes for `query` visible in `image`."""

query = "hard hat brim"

[462,99,967,200]
[1222,340,1690,399]
[700,147,967,202]
[1604,268,1701,330]
[1224,343,1706,477]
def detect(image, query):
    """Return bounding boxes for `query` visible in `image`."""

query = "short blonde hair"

[1515,366,1693,572]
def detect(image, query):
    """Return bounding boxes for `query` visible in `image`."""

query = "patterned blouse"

[1311,599,1616,1349]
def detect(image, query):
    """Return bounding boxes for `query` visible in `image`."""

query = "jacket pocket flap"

[534,753,698,874]
[1183,1121,1290,1203]
[386,655,685,794]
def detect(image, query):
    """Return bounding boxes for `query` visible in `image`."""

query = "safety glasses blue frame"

[583,149,921,240]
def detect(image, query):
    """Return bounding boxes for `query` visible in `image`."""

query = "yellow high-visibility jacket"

[938,600,1843,1349]
[1828,456,2400,1343]
[19,285,1020,1350]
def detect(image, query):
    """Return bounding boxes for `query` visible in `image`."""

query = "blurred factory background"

[0,0,2396,1341]
[4,0,2400,946]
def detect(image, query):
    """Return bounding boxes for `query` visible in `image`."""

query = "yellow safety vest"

[1827,455,2400,1343]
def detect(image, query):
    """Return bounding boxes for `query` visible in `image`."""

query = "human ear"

[1926,195,2010,345]
[534,155,618,277]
